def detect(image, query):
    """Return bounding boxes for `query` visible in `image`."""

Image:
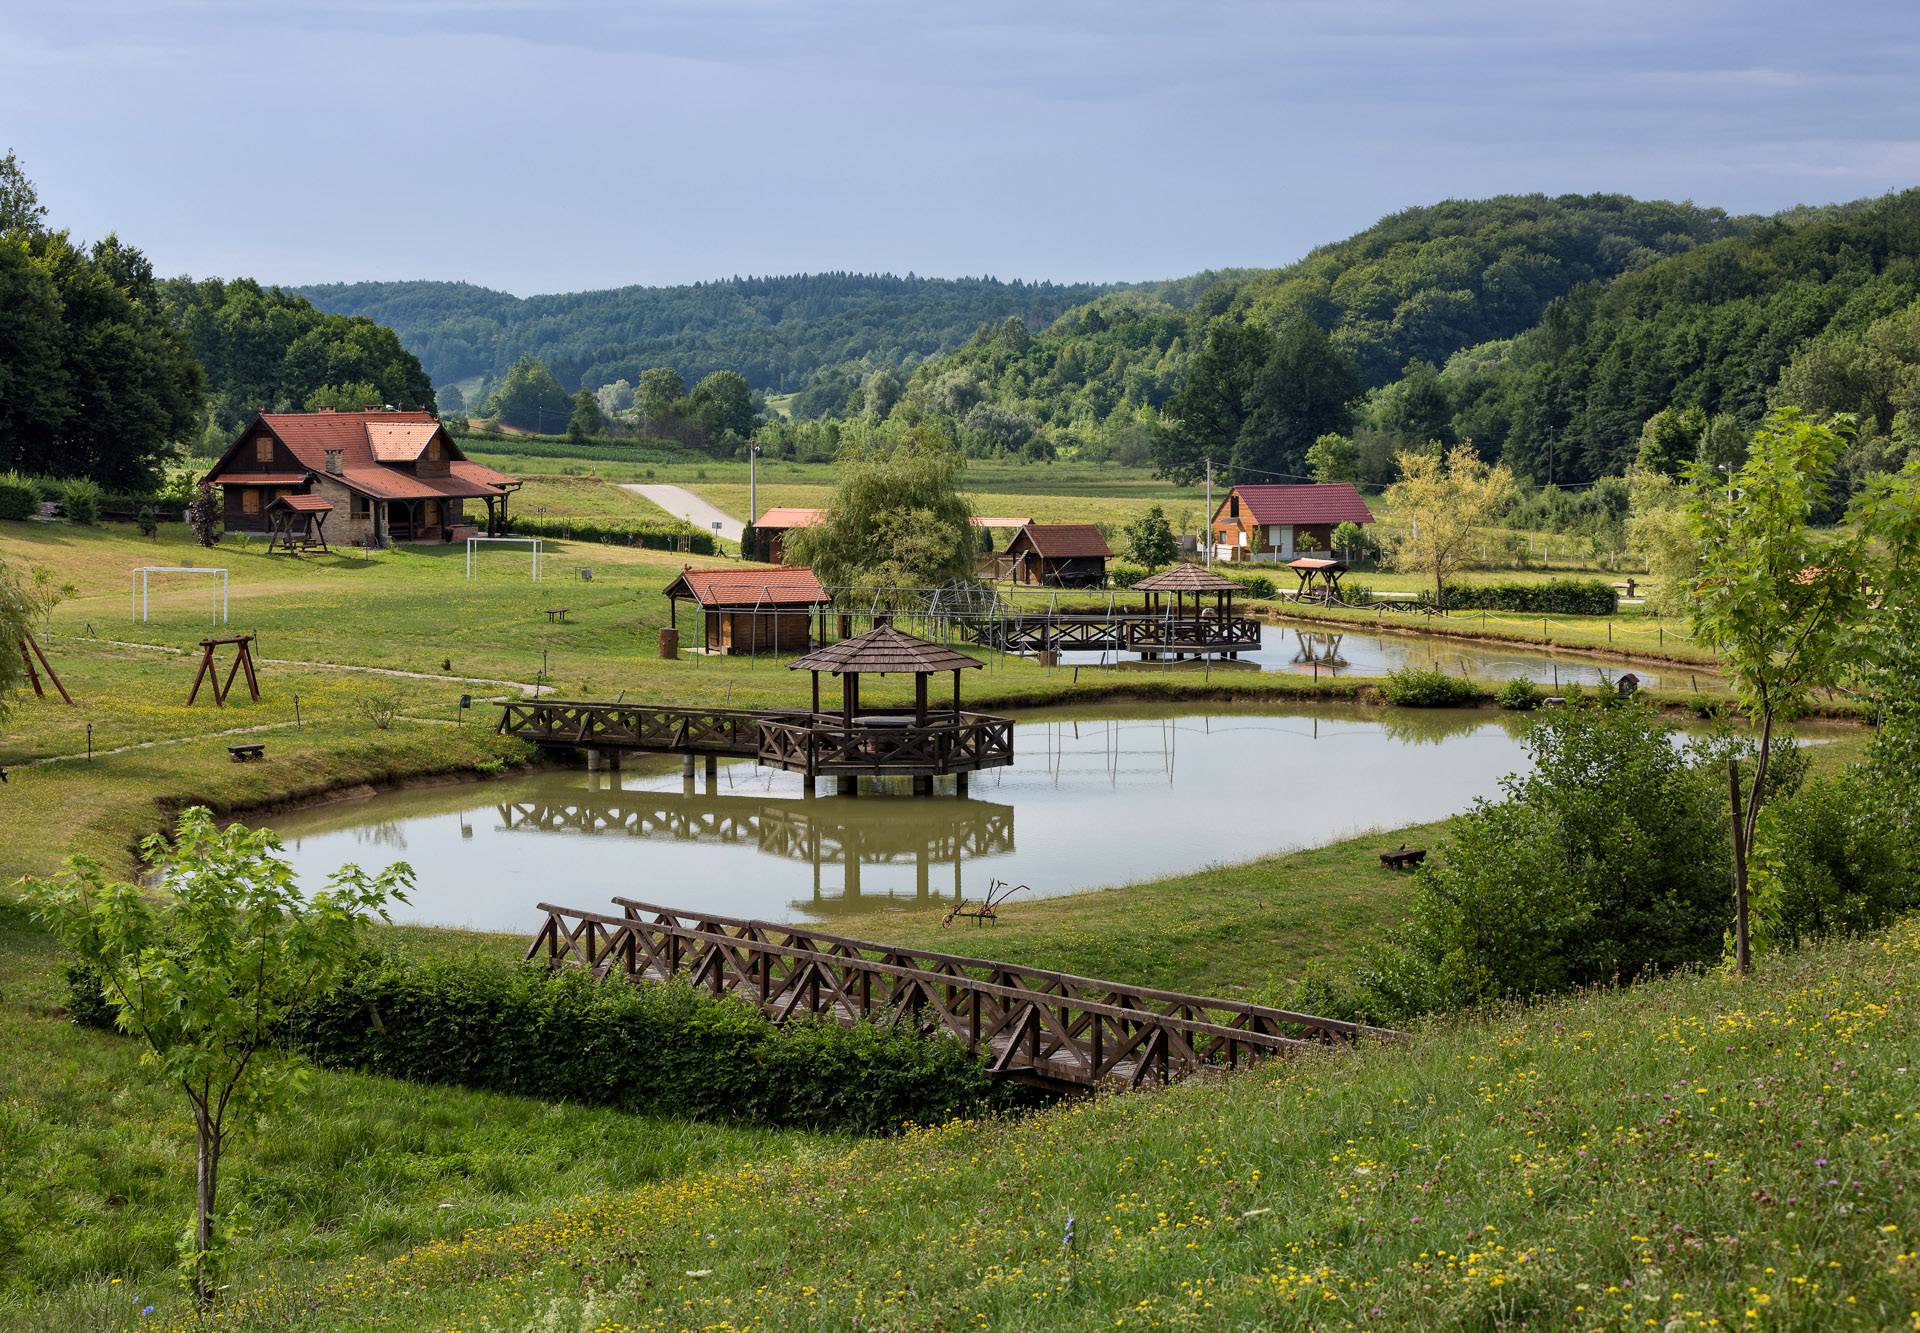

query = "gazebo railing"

[756,710,1014,775]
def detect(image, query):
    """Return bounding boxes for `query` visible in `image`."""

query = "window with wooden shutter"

[254,436,274,464]
[241,489,260,515]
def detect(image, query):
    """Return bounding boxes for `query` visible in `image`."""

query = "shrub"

[282,955,1004,1134]
[1222,570,1276,599]
[58,478,102,525]
[507,514,717,555]
[353,689,404,730]
[1437,580,1618,615]
[1748,769,1917,954]
[1335,580,1373,605]
[0,472,36,521]
[1109,562,1146,589]
[1361,702,1737,1018]
[1382,666,1479,707]
[1495,676,1543,710]
[185,483,220,547]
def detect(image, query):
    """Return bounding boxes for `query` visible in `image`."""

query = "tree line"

[0,151,436,488]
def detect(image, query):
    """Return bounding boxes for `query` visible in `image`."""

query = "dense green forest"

[294,273,1132,399]
[0,151,436,484]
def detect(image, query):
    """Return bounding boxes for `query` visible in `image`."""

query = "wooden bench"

[544,608,570,623]
[1379,845,1426,871]
[228,743,265,762]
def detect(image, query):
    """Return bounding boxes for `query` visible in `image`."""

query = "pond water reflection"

[1062,622,1710,691]
[264,704,1538,933]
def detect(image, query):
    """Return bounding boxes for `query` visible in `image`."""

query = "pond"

[1061,621,1710,691]
[264,703,1538,934]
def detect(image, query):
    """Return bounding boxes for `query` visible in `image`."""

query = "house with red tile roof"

[745,507,826,563]
[1208,484,1374,564]
[202,409,520,547]
[662,565,831,654]
[1000,523,1113,588]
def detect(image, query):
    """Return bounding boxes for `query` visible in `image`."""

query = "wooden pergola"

[1132,563,1240,622]
[788,623,983,727]
[1287,556,1349,604]
[265,493,332,555]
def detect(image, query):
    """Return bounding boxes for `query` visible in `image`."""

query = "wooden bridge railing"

[962,613,1263,654]
[498,699,796,757]
[525,899,1401,1088]
[755,711,1014,776]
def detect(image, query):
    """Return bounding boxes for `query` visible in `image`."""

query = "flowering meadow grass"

[160,917,1920,1330]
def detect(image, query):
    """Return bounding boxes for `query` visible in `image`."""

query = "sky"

[4,0,1918,295]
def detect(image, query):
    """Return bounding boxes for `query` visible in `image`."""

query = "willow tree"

[782,428,976,601]
[1384,444,1515,607]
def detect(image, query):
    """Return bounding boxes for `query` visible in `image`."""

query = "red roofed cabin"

[1209,484,1374,564]
[744,507,825,563]
[663,566,832,655]
[204,409,520,548]
[1001,523,1113,588]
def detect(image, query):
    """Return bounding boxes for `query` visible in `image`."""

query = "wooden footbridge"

[526,899,1402,1090]
[960,612,1262,658]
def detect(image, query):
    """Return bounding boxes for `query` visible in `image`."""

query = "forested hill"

[293,272,1132,395]
[896,194,1749,454]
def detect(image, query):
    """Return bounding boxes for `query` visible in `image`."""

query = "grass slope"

[159,916,1920,1330]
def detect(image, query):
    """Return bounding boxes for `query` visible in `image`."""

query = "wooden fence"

[526,899,1401,1089]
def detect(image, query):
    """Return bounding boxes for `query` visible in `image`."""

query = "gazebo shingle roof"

[788,624,983,675]
[1132,564,1240,592]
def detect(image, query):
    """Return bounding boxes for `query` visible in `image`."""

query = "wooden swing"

[188,634,261,706]
[18,632,75,704]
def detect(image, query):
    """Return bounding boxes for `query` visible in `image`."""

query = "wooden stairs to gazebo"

[526,899,1403,1090]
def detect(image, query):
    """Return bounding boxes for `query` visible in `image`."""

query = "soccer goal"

[132,566,229,625]
[466,536,543,583]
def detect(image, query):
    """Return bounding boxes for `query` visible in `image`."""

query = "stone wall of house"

[310,474,379,548]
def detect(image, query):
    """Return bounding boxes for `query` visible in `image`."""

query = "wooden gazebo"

[1132,564,1240,622]
[780,625,1010,795]
[265,493,332,555]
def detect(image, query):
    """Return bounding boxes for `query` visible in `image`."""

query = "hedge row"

[71,954,1007,1135]
[1438,579,1618,615]
[507,515,719,555]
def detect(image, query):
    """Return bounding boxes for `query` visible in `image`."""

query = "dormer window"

[254,435,274,464]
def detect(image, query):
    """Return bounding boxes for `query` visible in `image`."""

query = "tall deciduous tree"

[0,555,34,718]
[567,387,606,441]
[1123,504,1179,570]
[689,370,757,441]
[1384,444,1515,606]
[782,428,976,597]
[1684,409,1871,973]
[26,809,410,1303]
[0,147,46,234]
[1156,317,1358,485]
[486,355,572,433]
[636,366,686,424]
[1305,432,1359,484]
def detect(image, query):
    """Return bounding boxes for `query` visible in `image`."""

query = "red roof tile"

[210,472,308,486]
[663,566,831,607]
[1011,523,1112,559]
[336,467,502,501]
[1225,484,1375,526]
[366,421,440,461]
[268,494,334,512]
[754,507,825,530]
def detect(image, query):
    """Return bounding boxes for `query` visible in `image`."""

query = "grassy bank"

[0,900,825,1331]
[131,913,1920,1330]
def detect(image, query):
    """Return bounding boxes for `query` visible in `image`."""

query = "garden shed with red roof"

[203,409,520,548]
[1209,483,1374,564]
[662,566,832,655]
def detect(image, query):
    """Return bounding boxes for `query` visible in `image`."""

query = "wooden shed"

[663,566,831,655]
[1002,523,1113,588]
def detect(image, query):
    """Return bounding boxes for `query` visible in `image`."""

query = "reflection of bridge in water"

[493,787,1015,911]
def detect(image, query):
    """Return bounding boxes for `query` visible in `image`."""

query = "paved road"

[621,484,744,544]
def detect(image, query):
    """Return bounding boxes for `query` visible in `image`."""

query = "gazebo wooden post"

[951,668,961,718]
[914,674,928,725]
[811,669,820,715]
[842,672,858,724]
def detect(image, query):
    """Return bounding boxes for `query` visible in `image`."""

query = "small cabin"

[663,566,831,655]
[1001,523,1112,588]
[745,508,825,564]
[1209,483,1374,564]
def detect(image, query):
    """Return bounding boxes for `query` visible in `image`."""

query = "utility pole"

[1204,456,1213,568]
[748,439,759,532]
[1546,430,1555,490]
